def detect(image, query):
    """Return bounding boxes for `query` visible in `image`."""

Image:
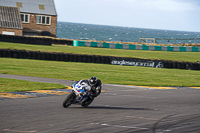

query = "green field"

[1,42,200,62]
[0,77,65,93]
[0,41,200,92]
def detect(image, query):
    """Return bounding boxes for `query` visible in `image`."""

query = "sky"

[54,0,200,32]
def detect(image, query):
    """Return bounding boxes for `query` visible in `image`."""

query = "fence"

[73,40,200,52]
[139,38,200,45]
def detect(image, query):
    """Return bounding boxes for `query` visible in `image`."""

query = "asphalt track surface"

[0,74,200,133]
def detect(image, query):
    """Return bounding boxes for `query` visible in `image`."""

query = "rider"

[88,77,102,98]
[73,77,102,99]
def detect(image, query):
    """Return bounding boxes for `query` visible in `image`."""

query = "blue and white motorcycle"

[63,80,94,108]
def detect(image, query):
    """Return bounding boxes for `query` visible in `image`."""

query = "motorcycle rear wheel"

[81,97,94,107]
[63,93,75,108]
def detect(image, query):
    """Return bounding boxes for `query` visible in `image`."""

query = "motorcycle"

[63,81,94,108]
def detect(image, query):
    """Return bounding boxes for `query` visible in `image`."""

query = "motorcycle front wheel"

[63,93,76,108]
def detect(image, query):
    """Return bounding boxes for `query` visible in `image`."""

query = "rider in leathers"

[73,77,102,99]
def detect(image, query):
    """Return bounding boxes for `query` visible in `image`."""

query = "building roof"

[0,6,23,29]
[0,0,57,16]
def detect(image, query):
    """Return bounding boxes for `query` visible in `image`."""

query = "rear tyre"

[63,93,75,108]
[81,97,94,107]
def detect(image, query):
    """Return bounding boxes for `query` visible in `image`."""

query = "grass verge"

[0,58,200,88]
[0,77,66,93]
[1,42,200,62]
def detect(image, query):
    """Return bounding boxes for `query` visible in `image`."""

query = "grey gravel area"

[0,74,194,90]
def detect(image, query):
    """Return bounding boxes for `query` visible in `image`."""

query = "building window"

[20,14,29,23]
[37,15,51,25]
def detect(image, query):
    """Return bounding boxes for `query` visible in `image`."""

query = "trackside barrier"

[73,40,200,52]
[0,34,73,46]
[0,49,200,70]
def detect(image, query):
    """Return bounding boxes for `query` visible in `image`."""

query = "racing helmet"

[89,77,97,86]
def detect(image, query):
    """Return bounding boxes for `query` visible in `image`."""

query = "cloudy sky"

[54,0,200,32]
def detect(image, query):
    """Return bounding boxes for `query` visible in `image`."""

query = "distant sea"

[56,21,200,44]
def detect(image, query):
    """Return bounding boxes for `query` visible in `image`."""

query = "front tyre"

[63,93,75,108]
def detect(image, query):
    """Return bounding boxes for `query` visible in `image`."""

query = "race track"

[0,75,200,133]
